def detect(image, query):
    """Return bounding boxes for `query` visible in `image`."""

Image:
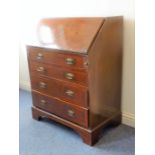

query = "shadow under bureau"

[27,17,123,145]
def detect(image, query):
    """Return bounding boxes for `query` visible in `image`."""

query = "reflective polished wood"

[29,61,88,86]
[37,18,104,53]
[32,91,88,127]
[27,17,123,145]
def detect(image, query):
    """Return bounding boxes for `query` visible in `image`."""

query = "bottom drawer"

[32,91,88,128]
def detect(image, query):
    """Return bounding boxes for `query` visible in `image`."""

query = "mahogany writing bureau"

[27,17,123,145]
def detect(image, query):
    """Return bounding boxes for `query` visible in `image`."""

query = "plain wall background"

[19,0,135,127]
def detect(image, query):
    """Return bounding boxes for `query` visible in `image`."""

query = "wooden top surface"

[29,18,104,54]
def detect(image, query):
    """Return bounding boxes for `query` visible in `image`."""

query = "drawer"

[32,91,88,128]
[27,46,88,69]
[31,75,88,108]
[29,61,88,86]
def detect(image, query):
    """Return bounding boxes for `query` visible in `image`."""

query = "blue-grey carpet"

[19,89,135,155]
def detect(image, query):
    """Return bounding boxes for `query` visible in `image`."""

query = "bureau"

[27,17,123,145]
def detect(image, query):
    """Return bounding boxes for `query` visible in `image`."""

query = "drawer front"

[31,75,88,108]
[27,47,88,69]
[29,61,88,86]
[32,91,88,127]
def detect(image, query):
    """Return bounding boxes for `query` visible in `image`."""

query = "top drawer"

[27,46,88,69]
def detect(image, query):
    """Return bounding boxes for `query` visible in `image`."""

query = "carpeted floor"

[19,89,135,155]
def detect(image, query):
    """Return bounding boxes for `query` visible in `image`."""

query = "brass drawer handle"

[65,58,75,65]
[65,90,74,97]
[39,82,46,89]
[84,61,88,66]
[64,73,74,80]
[37,67,45,72]
[67,109,75,117]
[40,99,46,107]
[36,53,43,60]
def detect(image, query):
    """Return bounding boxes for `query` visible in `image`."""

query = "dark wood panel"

[27,46,88,69]
[32,91,88,127]
[35,18,104,53]
[88,17,123,128]
[30,75,88,108]
[29,61,88,86]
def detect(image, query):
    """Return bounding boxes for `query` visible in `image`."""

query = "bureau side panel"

[88,17,123,128]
